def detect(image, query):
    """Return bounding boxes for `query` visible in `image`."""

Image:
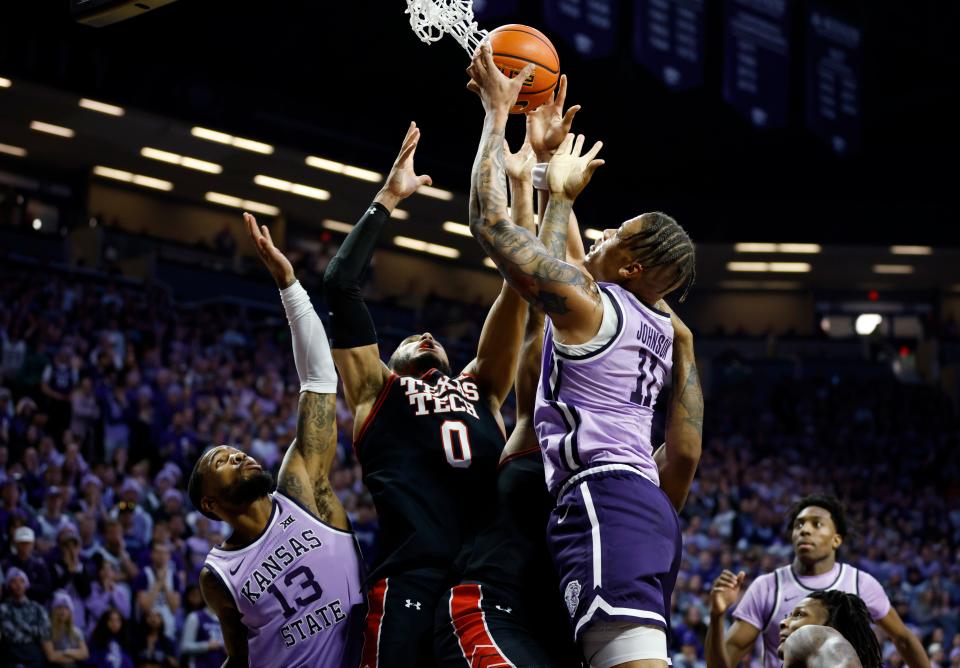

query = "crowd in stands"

[1,263,958,667]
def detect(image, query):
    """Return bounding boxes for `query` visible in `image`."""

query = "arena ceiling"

[0,0,958,247]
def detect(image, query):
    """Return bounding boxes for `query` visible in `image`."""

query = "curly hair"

[807,590,882,668]
[787,494,849,538]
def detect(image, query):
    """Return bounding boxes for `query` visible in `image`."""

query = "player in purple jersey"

[706,495,929,668]
[467,44,700,668]
[187,214,364,667]
[777,591,882,668]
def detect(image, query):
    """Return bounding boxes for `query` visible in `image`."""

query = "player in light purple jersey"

[467,43,701,668]
[187,214,364,667]
[706,495,929,668]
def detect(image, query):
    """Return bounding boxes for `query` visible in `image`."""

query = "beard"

[221,470,274,507]
[399,350,452,377]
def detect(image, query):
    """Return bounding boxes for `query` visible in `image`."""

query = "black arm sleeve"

[322,202,389,349]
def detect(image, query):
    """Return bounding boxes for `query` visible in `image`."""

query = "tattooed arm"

[655,306,703,512]
[463,140,537,409]
[466,44,605,346]
[277,393,348,530]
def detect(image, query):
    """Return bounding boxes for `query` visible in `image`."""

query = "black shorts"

[434,582,583,668]
[360,567,447,668]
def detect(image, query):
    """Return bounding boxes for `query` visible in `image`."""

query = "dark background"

[1,0,958,244]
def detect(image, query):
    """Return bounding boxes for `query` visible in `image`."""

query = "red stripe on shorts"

[360,578,388,668]
[449,583,515,668]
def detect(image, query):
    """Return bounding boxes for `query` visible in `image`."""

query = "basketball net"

[405,0,488,56]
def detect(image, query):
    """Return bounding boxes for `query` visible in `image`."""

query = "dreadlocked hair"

[807,591,882,668]
[618,212,696,302]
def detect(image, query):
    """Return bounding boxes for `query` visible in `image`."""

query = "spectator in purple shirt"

[85,559,132,635]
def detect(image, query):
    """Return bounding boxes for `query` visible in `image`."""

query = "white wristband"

[532,162,549,191]
[279,281,338,395]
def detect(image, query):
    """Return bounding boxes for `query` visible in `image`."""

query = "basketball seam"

[492,52,560,77]
[492,26,560,63]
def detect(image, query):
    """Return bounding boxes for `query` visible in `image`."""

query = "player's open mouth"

[243,461,261,471]
[419,342,434,351]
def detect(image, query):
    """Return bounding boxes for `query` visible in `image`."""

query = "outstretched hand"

[526,74,581,161]
[244,212,295,289]
[710,570,747,617]
[376,122,433,212]
[466,42,534,116]
[546,133,604,201]
[504,139,535,182]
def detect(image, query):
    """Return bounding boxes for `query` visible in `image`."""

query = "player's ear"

[619,262,642,279]
[201,496,216,519]
[832,533,843,550]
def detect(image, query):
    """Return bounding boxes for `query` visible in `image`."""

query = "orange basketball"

[488,24,560,114]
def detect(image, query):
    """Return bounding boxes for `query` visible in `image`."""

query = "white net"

[405,0,489,56]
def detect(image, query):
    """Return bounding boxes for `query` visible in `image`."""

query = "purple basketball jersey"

[534,283,674,494]
[203,492,364,667]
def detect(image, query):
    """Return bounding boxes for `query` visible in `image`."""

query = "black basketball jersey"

[355,369,506,583]
[460,449,556,600]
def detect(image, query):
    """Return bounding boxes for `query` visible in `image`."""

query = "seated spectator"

[91,518,139,582]
[2,526,53,604]
[179,585,226,668]
[43,589,89,667]
[36,485,74,546]
[50,524,93,629]
[134,541,182,640]
[89,608,134,668]
[85,559,132,634]
[133,607,178,668]
[0,567,51,668]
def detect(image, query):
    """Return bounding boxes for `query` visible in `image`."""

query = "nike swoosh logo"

[228,560,245,576]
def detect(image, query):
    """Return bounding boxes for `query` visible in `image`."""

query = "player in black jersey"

[433,80,704,668]
[323,123,530,668]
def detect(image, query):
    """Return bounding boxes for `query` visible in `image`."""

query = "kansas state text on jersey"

[534,283,674,493]
[203,492,364,667]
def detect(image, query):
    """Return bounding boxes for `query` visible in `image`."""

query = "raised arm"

[875,608,931,668]
[467,44,605,345]
[705,570,760,668]
[323,123,432,424]
[655,306,703,512]
[463,139,536,407]
[244,214,347,531]
[199,568,249,668]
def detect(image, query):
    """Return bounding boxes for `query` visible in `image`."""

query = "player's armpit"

[199,568,248,665]
[330,346,391,416]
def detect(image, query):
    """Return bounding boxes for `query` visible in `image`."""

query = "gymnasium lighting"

[32,219,41,230]
[0,77,11,88]
[305,156,382,183]
[253,175,330,201]
[391,208,409,220]
[0,143,26,157]
[719,280,803,290]
[855,314,883,335]
[141,147,222,174]
[734,243,821,253]
[584,229,604,240]
[79,98,125,116]
[394,235,460,258]
[727,262,811,273]
[417,185,454,201]
[873,264,914,275]
[30,121,75,138]
[93,166,173,191]
[443,221,472,237]
[322,220,355,234]
[191,127,274,155]
[205,192,279,216]
[890,246,932,256]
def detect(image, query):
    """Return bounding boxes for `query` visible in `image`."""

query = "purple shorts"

[547,464,682,641]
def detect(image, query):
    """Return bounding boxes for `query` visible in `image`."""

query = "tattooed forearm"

[538,196,572,261]
[295,392,337,460]
[667,350,703,439]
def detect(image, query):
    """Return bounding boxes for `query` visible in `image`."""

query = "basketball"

[488,24,560,114]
